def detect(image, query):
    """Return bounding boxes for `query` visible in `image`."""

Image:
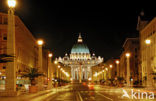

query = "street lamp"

[57,65,61,82]
[37,39,44,91]
[54,61,58,64]
[48,53,53,58]
[126,53,130,86]
[109,65,113,79]
[105,68,108,71]
[47,52,53,89]
[8,0,16,8]
[58,65,61,68]
[145,39,151,45]
[5,0,17,94]
[145,39,153,87]
[126,53,130,57]
[115,60,120,77]
[116,60,119,64]
[109,65,113,68]
[37,39,44,70]
[37,39,44,46]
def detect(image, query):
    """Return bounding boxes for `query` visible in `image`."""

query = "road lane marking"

[96,92,113,101]
[78,92,83,101]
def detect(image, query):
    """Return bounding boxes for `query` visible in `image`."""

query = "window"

[135,48,137,52]
[3,17,7,24]
[2,34,7,40]
[3,66,6,69]
[0,16,2,24]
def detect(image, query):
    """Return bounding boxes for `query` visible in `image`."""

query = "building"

[120,38,140,85]
[104,59,116,80]
[0,12,49,88]
[56,34,103,82]
[139,17,156,87]
[92,63,104,82]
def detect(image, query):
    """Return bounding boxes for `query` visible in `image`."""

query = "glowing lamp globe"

[145,39,151,45]
[48,53,53,57]
[116,60,119,64]
[126,53,130,57]
[8,0,16,8]
[37,40,44,46]
[109,65,113,68]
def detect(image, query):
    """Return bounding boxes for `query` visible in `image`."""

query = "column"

[89,67,91,79]
[47,53,52,89]
[5,6,17,96]
[73,68,75,80]
[117,64,119,77]
[77,69,78,80]
[85,68,87,79]
[126,56,130,86]
[147,44,153,87]
[38,44,43,91]
[81,67,83,80]
[71,67,73,80]
[79,65,82,83]
[109,69,111,79]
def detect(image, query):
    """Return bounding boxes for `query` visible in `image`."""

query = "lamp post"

[47,53,52,89]
[56,65,61,86]
[109,65,113,79]
[5,0,17,96]
[37,39,44,91]
[109,65,113,68]
[115,60,120,77]
[126,53,130,86]
[102,70,105,80]
[145,39,153,87]
[57,65,60,78]
[105,68,108,80]
[37,39,44,71]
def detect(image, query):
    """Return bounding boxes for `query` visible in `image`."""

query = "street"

[0,83,155,101]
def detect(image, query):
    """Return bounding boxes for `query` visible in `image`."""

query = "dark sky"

[0,0,156,61]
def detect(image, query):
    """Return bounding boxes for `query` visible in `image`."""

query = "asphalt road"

[0,83,155,101]
[44,83,155,101]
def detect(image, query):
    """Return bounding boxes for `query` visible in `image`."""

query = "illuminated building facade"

[0,12,48,87]
[120,38,140,83]
[56,34,103,82]
[139,17,156,87]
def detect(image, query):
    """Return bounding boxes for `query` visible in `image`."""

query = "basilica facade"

[56,34,103,82]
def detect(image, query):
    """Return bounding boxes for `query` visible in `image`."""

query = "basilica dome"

[71,43,90,54]
[70,34,91,60]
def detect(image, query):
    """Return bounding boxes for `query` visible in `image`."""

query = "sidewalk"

[0,85,71,101]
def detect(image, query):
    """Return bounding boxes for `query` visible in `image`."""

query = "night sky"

[0,0,156,61]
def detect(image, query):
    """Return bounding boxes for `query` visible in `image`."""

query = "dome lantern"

[78,33,83,43]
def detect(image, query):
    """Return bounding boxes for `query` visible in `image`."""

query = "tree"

[22,68,44,85]
[117,77,124,87]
